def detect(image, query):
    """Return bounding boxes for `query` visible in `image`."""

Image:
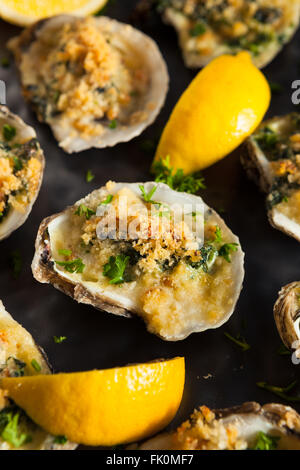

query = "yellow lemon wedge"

[0,357,185,446]
[154,52,271,174]
[0,0,108,26]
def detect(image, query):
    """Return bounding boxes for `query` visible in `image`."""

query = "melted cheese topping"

[50,183,239,339]
[21,17,148,139]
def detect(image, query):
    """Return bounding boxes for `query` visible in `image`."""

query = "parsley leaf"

[55,258,85,274]
[0,411,31,448]
[3,124,16,141]
[103,255,129,284]
[75,204,96,220]
[100,194,113,205]
[13,156,23,172]
[109,119,117,129]
[252,431,280,450]
[219,243,239,262]
[58,249,72,257]
[189,22,206,37]
[257,380,300,402]
[139,184,159,204]
[54,435,67,444]
[152,156,205,194]
[224,332,250,351]
[86,169,95,183]
[31,359,41,372]
[53,336,67,344]
[214,226,222,244]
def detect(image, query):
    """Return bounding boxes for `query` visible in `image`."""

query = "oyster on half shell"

[32,181,244,341]
[158,0,300,69]
[133,402,300,450]
[242,112,300,242]
[0,106,44,241]
[274,281,300,355]
[0,300,76,450]
[8,15,169,154]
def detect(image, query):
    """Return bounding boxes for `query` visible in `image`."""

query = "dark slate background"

[0,0,300,450]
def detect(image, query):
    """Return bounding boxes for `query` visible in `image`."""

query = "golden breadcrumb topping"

[23,17,148,138]
[172,406,247,450]
[0,142,42,218]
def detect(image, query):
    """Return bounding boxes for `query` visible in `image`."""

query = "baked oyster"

[0,300,76,450]
[242,113,300,242]
[274,281,300,354]
[32,181,244,341]
[0,106,44,241]
[157,0,300,69]
[134,402,300,450]
[8,14,169,153]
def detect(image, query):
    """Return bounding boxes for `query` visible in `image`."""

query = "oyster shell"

[274,281,300,353]
[8,15,169,153]
[134,402,300,450]
[0,106,44,241]
[241,112,300,242]
[32,181,244,341]
[158,0,300,69]
[0,300,76,450]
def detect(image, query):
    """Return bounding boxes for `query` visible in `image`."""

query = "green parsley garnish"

[219,243,239,263]
[224,332,250,352]
[254,127,278,151]
[252,431,279,450]
[75,204,96,220]
[10,250,22,279]
[53,336,67,344]
[257,380,300,402]
[214,226,222,244]
[100,194,113,205]
[3,124,16,141]
[54,435,67,445]
[86,169,95,183]
[103,255,129,284]
[58,249,72,257]
[13,156,23,172]
[189,22,206,37]
[139,184,159,204]
[55,258,85,274]
[0,410,31,448]
[109,119,117,129]
[152,156,205,194]
[31,359,41,372]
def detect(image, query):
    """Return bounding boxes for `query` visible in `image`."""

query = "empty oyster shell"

[0,106,44,241]
[8,15,169,153]
[134,402,300,450]
[242,113,300,242]
[159,0,300,69]
[0,300,76,450]
[32,181,244,341]
[274,281,300,355]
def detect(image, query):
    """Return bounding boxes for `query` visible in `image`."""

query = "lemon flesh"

[155,52,271,174]
[1,357,185,446]
[0,0,108,26]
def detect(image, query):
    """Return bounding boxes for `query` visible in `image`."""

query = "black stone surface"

[0,0,300,450]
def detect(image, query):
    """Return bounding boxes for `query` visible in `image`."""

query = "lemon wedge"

[0,0,108,26]
[154,52,271,174]
[1,357,185,446]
